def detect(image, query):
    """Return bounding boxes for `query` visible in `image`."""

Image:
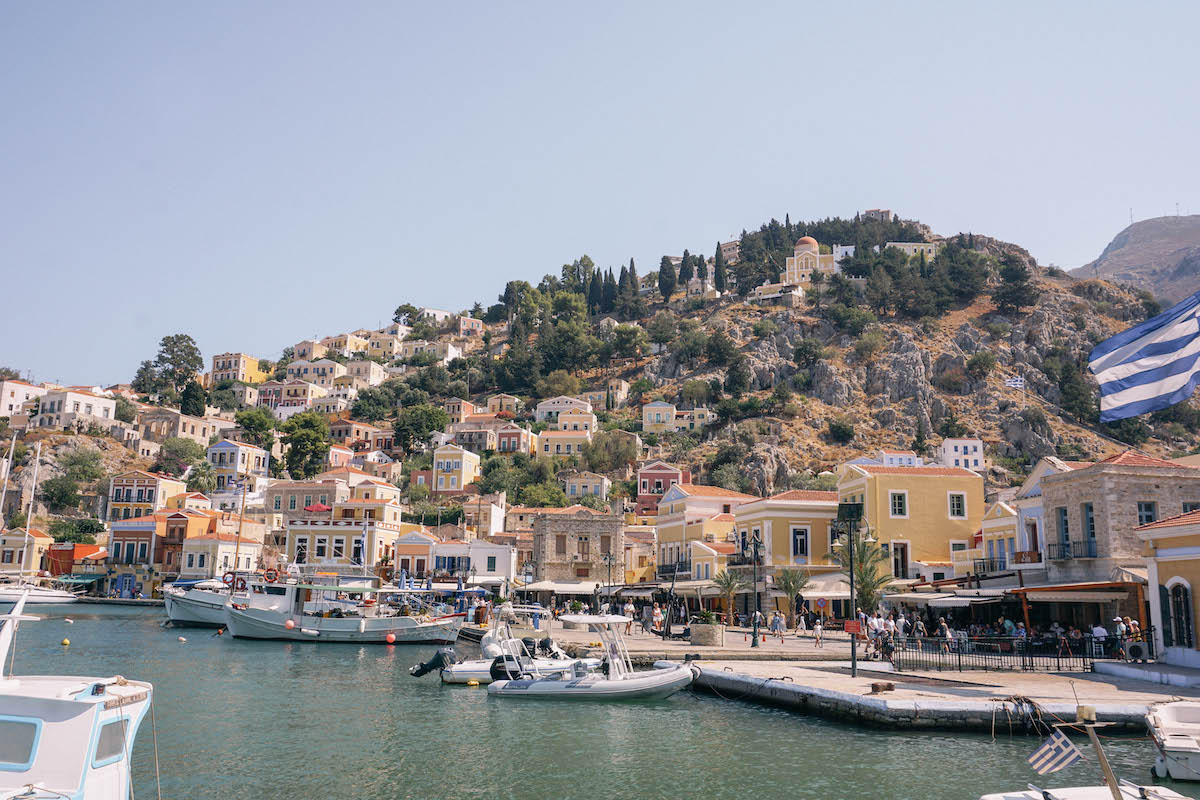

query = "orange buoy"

[385,633,396,644]
[284,619,296,630]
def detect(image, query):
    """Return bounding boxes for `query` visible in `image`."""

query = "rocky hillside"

[636,263,1200,493]
[1072,215,1200,304]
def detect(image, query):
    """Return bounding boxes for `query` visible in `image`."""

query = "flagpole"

[230,459,249,595]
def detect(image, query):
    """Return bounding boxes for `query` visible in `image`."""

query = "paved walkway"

[548,620,856,660]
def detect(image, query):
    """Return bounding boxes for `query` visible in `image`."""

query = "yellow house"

[0,527,53,572]
[210,353,271,385]
[980,501,1019,568]
[108,471,187,521]
[286,496,406,568]
[433,444,480,495]
[654,484,758,579]
[641,401,678,434]
[689,538,736,581]
[836,463,984,580]
[487,393,522,415]
[1140,509,1200,666]
[731,489,840,573]
[394,527,439,578]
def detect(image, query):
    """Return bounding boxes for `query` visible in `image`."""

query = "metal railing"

[1046,540,1098,560]
[727,552,760,567]
[892,629,1155,672]
[972,557,1008,573]
[656,561,691,577]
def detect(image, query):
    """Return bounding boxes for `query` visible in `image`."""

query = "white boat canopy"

[522,580,600,594]
[559,613,630,625]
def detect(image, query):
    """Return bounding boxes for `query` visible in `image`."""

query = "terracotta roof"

[508,504,605,516]
[704,542,738,555]
[709,513,736,522]
[4,527,52,540]
[1062,460,1094,470]
[852,465,978,477]
[337,498,401,505]
[880,449,916,455]
[1137,509,1200,531]
[675,484,758,500]
[1094,450,1191,469]
[767,489,839,502]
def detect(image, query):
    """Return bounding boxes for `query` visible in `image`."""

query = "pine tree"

[993,255,1038,315]
[678,250,694,284]
[658,256,677,300]
[1059,361,1097,422]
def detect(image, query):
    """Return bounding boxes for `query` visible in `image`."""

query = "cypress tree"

[678,250,693,284]
[714,241,728,292]
[602,269,618,313]
[658,256,677,300]
[627,259,639,297]
[588,269,603,312]
[696,253,708,281]
[618,265,630,296]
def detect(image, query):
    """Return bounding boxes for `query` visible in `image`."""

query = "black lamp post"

[601,551,616,605]
[746,532,763,648]
[833,502,871,678]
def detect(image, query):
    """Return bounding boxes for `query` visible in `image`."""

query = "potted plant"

[690,608,725,646]
[564,600,587,630]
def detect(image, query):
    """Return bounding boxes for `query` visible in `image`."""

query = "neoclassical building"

[749,235,843,305]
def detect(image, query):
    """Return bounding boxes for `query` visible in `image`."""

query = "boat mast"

[21,442,41,580]
[229,461,249,595]
[0,434,15,525]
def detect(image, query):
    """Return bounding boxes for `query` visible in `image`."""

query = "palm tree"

[773,569,811,629]
[826,526,891,613]
[712,570,750,625]
[186,460,217,494]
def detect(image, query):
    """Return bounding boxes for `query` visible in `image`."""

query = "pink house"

[636,460,692,515]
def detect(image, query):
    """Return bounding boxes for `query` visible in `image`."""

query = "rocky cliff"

[1072,215,1200,305]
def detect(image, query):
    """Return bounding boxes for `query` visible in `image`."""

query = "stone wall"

[1042,464,1200,574]
[532,510,624,582]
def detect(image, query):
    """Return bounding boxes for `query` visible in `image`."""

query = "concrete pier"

[679,660,1192,733]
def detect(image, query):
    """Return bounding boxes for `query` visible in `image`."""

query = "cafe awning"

[928,595,1002,608]
[57,575,103,585]
[799,572,852,600]
[617,586,658,598]
[885,592,956,605]
[522,580,600,595]
[1025,591,1128,603]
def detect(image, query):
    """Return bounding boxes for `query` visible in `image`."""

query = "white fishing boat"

[980,784,1192,799]
[0,577,80,606]
[1148,700,1200,780]
[162,579,231,626]
[488,614,696,700]
[0,592,155,800]
[224,577,464,643]
[412,604,601,683]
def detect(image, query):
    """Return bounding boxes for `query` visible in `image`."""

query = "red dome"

[796,236,818,246]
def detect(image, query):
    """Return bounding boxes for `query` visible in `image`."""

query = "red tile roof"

[676,484,758,500]
[189,534,261,545]
[1137,509,1200,531]
[704,542,739,555]
[768,489,839,501]
[1095,450,1192,469]
[880,449,916,455]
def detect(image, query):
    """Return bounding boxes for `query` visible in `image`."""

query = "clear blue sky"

[3,2,1198,386]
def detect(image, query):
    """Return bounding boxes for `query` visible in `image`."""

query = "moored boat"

[224,577,464,643]
[488,614,696,700]
[0,577,80,606]
[0,591,155,800]
[163,579,231,626]
[1148,700,1200,780]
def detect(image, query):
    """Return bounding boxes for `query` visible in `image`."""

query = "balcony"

[972,557,1008,574]
[1047,540,1098,560]
[656,561,691,578]
[727,552,760,568]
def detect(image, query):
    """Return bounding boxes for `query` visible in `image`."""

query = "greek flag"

[1028,730,1084,774]
[1088,291,1200,422]
[1004,375,1025,389]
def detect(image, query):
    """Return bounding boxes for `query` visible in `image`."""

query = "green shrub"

[983,322,1011,340]
[752,318,780,339]
[826,304,876,336]
[966,351,997,379]
[827,416,855,444]
[854,330,886,362]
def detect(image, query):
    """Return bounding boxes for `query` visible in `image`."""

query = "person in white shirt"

[622,601,635,635]
[1091,622,1109,638]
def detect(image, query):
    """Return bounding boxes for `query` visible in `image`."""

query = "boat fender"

[409,647,456,678]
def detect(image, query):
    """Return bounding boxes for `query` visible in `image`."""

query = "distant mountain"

[1072,215,1200,305]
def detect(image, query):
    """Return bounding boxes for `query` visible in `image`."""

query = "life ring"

[235,577,248,591]
[222,572,236,586]
[263,569,278,583]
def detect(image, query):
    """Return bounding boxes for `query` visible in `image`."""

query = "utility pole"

[749,532,762,648]
[229,459,251,595]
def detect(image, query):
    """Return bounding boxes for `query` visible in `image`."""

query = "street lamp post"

[746,532,763,648]
[833,502,871,678]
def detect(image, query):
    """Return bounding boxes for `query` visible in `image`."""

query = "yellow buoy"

[61,639,70,646]
[467,680,480,687]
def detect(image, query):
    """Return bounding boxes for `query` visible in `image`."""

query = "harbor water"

[9,606,1173,800]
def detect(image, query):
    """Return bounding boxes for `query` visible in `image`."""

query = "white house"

[534,395,592,422]
[431,539,516,589]
[179,534,261,579]
[936,438,987,471]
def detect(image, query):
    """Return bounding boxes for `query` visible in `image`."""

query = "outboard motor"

[489,654,528,682]
[520,637,538,657]
[409,647,456,678]
[537,637,557,657]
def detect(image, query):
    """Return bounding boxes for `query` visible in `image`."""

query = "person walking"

[812,616,823,648]
[796,605,809,634]
[937,616,951,654]
[652,602,664,633]
[771,611,786,640]
[623,600,635,635]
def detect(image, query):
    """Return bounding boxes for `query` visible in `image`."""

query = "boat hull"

[225,606,463,643]
[0,586,79,605]
[164,589,231,626]
[488,664,695,700]
[441,657,602,684]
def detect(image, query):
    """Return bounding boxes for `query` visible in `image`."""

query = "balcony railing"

[1047,540,1098,560]
[727,552,760,567]
[972,557,1008,574]
[656,561,691,577]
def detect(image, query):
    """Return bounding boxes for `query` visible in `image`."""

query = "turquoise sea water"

[6,606,1179,800]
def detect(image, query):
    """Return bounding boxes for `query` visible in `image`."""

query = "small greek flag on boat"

[1004,375,1025,389]
[1028,730,1084,774]
[1088,290,1200,422]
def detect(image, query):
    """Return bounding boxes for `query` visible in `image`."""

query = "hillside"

[1071,215,1200,305]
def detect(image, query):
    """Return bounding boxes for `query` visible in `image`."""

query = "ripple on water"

[9,608,1175,800]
